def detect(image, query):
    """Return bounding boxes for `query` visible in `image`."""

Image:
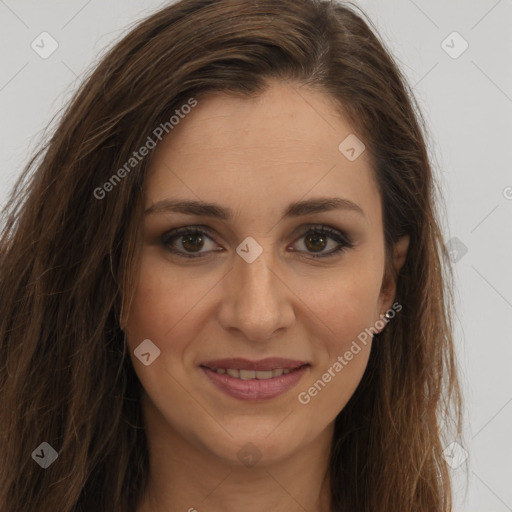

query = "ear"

[377,235,409,317]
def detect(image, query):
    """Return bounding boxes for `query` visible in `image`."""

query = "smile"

[204,367,302,380]
[199,360,310,400]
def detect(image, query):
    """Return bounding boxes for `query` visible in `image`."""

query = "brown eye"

[304,232,328,253]
[181,233,205,252]
[291,225,354,259]
[162,227,219,258]
[161,224,353,260]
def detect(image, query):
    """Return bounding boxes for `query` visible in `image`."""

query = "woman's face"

[125,80,407,467]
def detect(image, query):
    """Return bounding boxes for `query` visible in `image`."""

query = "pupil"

[182,234,203,252]
[306,233,326,252]
[180,233,327,253]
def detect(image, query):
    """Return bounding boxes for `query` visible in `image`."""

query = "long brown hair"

[0,1,464,510]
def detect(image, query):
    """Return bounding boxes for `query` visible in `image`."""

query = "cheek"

[291,259,384,355]
[293,268,380,418]
[124,253,211,402]
[125,250,213,346]
[127,243,385,356]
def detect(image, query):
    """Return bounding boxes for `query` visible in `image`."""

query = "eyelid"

[160,223,354,259]
[160,225,219,245]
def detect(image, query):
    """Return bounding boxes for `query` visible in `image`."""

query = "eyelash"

[161,224,354,259]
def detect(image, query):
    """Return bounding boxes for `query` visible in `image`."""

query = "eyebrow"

[145,196,365,220]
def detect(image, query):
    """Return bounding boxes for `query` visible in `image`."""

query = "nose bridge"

[236,245,281,317]
[239,250,278,305]
[218,239,294,341]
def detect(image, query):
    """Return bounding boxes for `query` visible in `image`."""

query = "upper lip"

[200,358,309,371]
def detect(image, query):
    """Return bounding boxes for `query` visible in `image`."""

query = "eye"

[161,226,220,258]
[161,224,354,259]
[289,224,354,259]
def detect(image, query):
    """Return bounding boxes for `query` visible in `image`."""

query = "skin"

[125,80,409,512]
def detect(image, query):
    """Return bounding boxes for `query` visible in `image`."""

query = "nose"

[217,247,295,343]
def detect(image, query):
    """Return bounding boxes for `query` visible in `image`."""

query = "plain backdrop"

[0,1,511,511]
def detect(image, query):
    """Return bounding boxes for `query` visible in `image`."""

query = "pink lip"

[199,357,308,371]
[201,365,310,401]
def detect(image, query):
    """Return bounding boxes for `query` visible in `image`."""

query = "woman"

[0,0,464,511]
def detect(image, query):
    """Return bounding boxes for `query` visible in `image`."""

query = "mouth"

[202,367,304,380]
[199,358,310,400]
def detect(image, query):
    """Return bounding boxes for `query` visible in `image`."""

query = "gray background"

[1,1,511,510]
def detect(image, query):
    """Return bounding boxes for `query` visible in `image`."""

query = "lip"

[199,357,308,371]
[200,364,310,401]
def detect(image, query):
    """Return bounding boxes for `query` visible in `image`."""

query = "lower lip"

[201,366,309,401]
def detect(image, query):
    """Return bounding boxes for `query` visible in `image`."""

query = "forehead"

[145,81,379,223]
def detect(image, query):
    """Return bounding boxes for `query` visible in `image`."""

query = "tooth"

[255,370,273,380]
[239,369,256,380]
[219,368,295,379]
